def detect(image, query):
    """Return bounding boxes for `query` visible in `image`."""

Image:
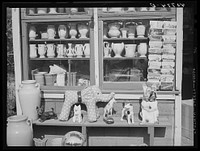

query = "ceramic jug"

[75,44,84,57]
[125,44,136,57]
[69,23,77,39]
[49,8,57,14]
[7,115,33,146]
[57,44,65,58]
[66,43,74,57]
[29,44,37,58]
[29,26,37,40]
[18,80,41,121]
[78,23,89,38]
[103,42,111,57]
[83,43,90,57]
[138,43,147,57]
[38,44,47,58]
[108,22,121,38]
[111,42,124,57]
[58,25,67,39]
[47,25,56,39]
[136,22,146,37]
[46,44,55,58]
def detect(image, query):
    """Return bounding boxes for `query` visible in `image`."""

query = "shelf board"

[103,56,147,60]
[30,57,90,60]
[103,37,148,41]
[29,38,90,42]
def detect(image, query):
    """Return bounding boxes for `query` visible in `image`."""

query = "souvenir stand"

[12,7,183,146]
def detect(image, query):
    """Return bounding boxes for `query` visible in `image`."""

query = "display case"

[98,7,178,92]
[20,8,95,91]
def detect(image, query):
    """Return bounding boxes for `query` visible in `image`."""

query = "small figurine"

[36,105,58,122]
[103,97,116,118]
[121,103,134,124]
[72,104,82,123]
[140,83,159,124]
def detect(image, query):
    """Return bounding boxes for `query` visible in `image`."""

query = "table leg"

[148,127,154,146]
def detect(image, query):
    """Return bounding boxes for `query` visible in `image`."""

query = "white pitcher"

[46,44,55,58]
[29,44,37,58]
[38,44,46,58]
[57,44,65,58]
[83,43,90,57]
[125,44,136,57]
[75,44,84,58]
[111,42,124,57]
[29,26,37,40]
[58,25,67,39]
[47,25,56,39]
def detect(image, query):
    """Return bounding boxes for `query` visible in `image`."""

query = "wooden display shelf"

[30,57,90,61]
[29,38,90,42]
[103,56,147,60]
[103,37,148,41]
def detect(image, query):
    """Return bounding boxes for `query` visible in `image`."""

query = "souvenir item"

[127,7,136,12]
[103,98,116,118]
[49,8,57,14]
[121,103,134,124]
[59,85,115,122]
[46,44,55,58]
[78,23,89,38]
[148,61,162,69]
[162,35,176,43]
[138,43,147,57]
[163,21,177,29]
[47,25,56,39]
[160,82,174,90]
[72,105,82,123]
[69,23,77,39]
[29,26,37,40]
[83,43,90,57]
[111,42,124,57]
[29,44,37,58]
[124,44,136,57]
[61,131,85,146]
[149,7,156,11]
[37,8,47,14]
[58,25,67,39]
[71,8,78,13]
[75,44,84,57]
[148,54,162,62]
[38,44,46,58]
[108,22,121,38]
[36,105,57,122]
[40,31,48,39]
[7,115,33,146]
[160,75,174,82]
[161,61,175,69]
[140,7,148,11]
[149,41,163,48]
[162,54,175,62]
[18,80,41,120]
[150,21,163,29]
[148,48,162,54]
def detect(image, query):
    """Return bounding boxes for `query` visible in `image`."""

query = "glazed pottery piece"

[108,22,121,38]
[46,44,55,58]
[78,23,88,38]
[18,80,41,120]
[57,44,65,58]
[69,23,77,39]
[75,44,84,57]
[29,44,37,58]
[111,42,124,57]
[83,43,90,57]
[125,44,136,57]
[38,44,47,58]
[136,23,146,37]
[29,26,37,40]
[138,43,147,57]
[47,25,56,39]
[37,8,47,14]
[7,115,33,146]
[58,25,67,39]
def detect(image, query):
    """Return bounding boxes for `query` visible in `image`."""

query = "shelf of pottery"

[28,21,91,87]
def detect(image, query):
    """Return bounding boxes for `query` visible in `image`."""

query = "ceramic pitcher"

[46,44,55,58]
[58,25,67,39]
[7,115,33,146]
[75,44,84,57]
[47,25,56,39]
[83,43,90,57]
[66,43,74,57]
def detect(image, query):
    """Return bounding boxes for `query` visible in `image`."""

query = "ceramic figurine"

[66,43,75,58]
[36,106,58,122]
[72,105,82,123]
[121,103,134,124]
[103,98,116,118]
[103,42,111,57]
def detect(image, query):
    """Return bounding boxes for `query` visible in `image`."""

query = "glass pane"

[104,59,147,82]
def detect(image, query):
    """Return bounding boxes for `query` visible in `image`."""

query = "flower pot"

[7,115,33,146]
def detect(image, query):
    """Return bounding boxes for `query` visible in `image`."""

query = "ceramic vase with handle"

[75,44,84,58]
[7,115,33,146]
[83,43,90,57]
[29,44,37,58]
[47,25,56,39]
[111,42,124,57]
[58,25,67,39]
[46,44,55,58]
[18,80,41,121]
[138,43,147,57]
[38,44,47,58]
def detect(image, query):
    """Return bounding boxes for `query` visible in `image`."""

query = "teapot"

[75,44,84,58]
[47,25,56,39]
[58,25,67,39]
[46,44,55,58]
[83,43,90,57]
[111,42,124,57]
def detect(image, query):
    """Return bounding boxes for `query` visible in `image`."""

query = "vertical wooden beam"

[174,8,183,146]
[93,8,99,86]
[12,8,22,115]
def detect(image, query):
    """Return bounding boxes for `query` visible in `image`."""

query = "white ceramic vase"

[111,42,124,57]
[38,44,46,58]
[29,26,37,40]
[138,43,147,57]
[78,23,89,38]
[46,44,55,58]
[47,25,56,39]
[58,25,67,39]
[69,23,77,39]
[83,43,90,57]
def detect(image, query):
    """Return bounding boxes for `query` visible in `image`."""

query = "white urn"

[108,22,121,38]
[83,43,90,57]
[58,25,67,39]
[57,44,65,58]
[69,23,77,39]
[75,44,84,58]
[78,23,89,38]
[136,22,146,38]
[111,42,124,57]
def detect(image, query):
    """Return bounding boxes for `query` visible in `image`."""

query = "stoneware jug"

[69,23,77,39]
[57,44,65,58]
[58,25,67,39]
[7,115,33,146]
[29,44,37,58]
[138,43,147,57]
[47,25,56,39]
[75,44,84,57]
[46,44,55,58]
[83,43,90,57]
[18,80,41,121]
[125,44,136,57]
[78,23,88,38]
[111,42,124,57]
[38,44,47,58]
[29,26,37,40]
